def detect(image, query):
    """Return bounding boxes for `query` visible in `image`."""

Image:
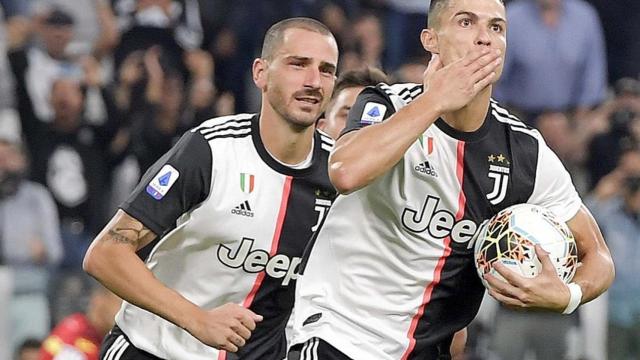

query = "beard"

[266,85,326,130]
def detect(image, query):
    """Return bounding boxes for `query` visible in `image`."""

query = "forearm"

[568,205,615,305]
[85,242,201,330]
[572,248,614,304]
[83,211,203,331]
[330,93,441,194]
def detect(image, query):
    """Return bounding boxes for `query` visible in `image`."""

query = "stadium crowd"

[0,0,638,359]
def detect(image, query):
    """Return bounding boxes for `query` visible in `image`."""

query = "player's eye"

[459,18,472,27]
[291,61,305,68]
[491,24,504,33]
[320,67,335,76]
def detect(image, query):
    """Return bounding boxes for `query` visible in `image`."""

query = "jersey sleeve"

[340,86,396,137]
[526,137,582,222]
[121,130,213,236]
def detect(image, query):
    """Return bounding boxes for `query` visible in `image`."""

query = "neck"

[259,103,315,165]
[441,86,492,132]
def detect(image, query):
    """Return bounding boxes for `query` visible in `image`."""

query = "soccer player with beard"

[83,18,339,360]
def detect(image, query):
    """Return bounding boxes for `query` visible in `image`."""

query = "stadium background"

[0,0,638,359]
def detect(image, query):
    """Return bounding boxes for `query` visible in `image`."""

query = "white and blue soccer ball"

[473,203,578,289]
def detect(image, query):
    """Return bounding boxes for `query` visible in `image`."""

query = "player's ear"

[252,58,268,90]
[421,29,439,54]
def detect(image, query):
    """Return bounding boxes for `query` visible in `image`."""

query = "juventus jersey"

[291,83,582,360]
[115,114,336,360]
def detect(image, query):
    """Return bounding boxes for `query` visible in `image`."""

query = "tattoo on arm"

[105,225,151,249]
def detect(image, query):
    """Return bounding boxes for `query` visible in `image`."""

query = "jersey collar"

[251,114,320,177]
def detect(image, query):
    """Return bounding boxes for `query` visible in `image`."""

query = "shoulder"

[377,82,423,106]
[489,100,546,160]
[192,113,256,142]
[354,82,423,115]
[489,99,542,141]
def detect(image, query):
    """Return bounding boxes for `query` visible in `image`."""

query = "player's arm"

[84,131,261,352]
[486,207,614,312]
[486,138,614,312]
[330,49,501,194]
[564,205,614,303]
[450,328,467,360]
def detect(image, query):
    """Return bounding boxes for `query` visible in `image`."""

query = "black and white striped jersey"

[291,83,582,360]
[115,114,337,360]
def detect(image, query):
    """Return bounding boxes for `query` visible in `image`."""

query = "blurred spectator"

[587,78,640,188]
[588,0,640,83]
[0,139,62,352]
[14,338,41,360]
[5,7,84,121]
[383,0,428,71]
[351,13,384,69]
[40,283,121,360]
[392,56,428,84]
[536,111,608,193]
[0,0,30,18]
[209,26,243,113]
[494,0,607,123]
[8,48,124,269]
[33,0,119,59]
[114,46,214,173]
[112,0,203,74]
[318,67,388,139]
[587,164,640,360]
[0,6,16,109]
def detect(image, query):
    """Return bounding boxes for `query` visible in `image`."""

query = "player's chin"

[289,109,322,127]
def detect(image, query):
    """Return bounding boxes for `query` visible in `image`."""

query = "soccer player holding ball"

[288,0,614,359]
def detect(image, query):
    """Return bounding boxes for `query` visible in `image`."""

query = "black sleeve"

[340,86,396,138]
[120,130,212,236]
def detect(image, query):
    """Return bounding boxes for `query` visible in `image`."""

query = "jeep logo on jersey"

[487,154,510,205]
[402,195,478,247]
[217,238,301,286]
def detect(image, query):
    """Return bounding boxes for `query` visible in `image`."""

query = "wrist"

[417,91,445,118]
[562,282,583,314]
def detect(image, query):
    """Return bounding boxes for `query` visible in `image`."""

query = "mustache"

[293,89,323,100]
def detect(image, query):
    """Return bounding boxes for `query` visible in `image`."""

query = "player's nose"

[475,27,492,47]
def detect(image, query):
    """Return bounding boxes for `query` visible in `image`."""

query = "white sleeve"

[526,134,582,222]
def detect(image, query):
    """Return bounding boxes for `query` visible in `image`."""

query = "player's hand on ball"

[190,303,263,352]
[485,245,571,312]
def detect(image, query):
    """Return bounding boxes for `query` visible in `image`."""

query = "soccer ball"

[473,204,578,288]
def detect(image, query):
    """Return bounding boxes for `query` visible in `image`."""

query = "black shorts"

[100,325,163,360]
[288,338,352,360]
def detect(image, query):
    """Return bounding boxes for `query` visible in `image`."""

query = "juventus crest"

[487,154,510,205]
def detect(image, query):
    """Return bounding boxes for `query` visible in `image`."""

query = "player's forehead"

[440,0,506,22]
[273,28,338,64]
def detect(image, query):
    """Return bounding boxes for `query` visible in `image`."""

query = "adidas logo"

[414,161,438,177]
[231,200,254,217]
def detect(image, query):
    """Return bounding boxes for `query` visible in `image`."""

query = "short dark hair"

[16,338,41,359]
[427,0,504,28]
[333,67,388,99]
[261,17,334,60]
